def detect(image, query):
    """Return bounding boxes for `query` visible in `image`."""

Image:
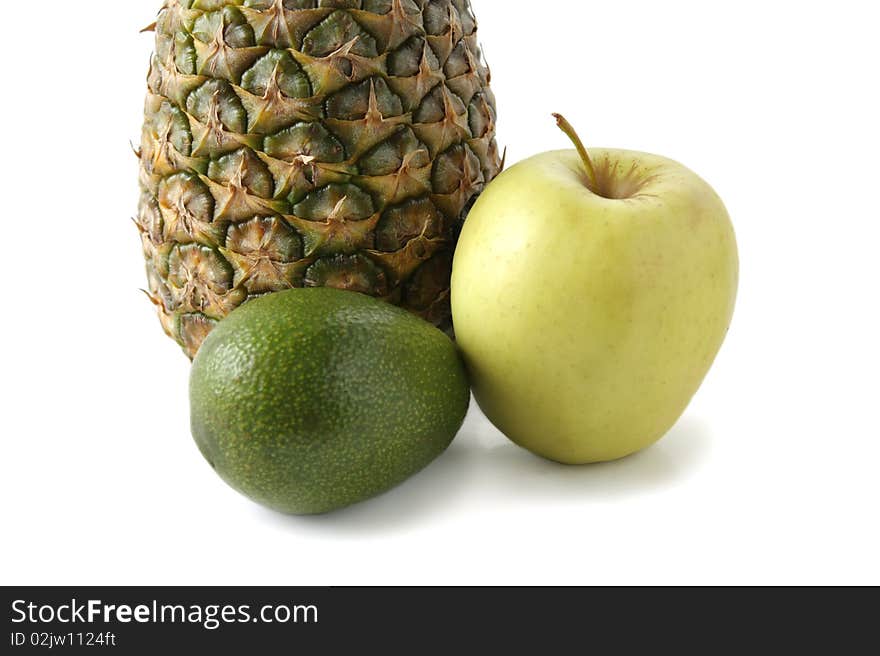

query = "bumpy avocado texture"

[190,287,470,515]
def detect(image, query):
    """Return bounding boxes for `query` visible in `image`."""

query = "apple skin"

[452,148,738,464]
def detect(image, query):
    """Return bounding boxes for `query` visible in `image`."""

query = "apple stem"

[553,113,600,193]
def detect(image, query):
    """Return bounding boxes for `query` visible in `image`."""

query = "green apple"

[452,115,738,464]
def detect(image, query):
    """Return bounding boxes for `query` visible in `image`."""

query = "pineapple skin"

[137,0,502,358]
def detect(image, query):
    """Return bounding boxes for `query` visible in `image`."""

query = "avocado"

[189,288,470,515]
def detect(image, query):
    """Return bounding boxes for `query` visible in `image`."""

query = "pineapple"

[136,0,502,358]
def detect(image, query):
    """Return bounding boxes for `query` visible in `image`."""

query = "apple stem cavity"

[553,113,601,194]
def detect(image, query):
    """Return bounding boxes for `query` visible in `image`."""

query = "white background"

[2,1,878,585]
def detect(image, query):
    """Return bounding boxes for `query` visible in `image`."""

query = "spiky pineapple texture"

[136,0,502,358]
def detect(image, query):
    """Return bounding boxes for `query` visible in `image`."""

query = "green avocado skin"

[190,288,470,515]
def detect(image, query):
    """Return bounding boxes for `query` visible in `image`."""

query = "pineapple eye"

[293,184,375,222]
[359,128,428,177]
[165,243,247,332]
[375,199,444,253]
[227,218,303,265]
[174,33,198,75]
[224,218,305,295]
[208,149,275,199]
[431,144,482,195]
[191,8,255,49]
[387,37,440,78]
[186,80,249,134]
[264,122,346,163]
[241,50,312,99]
[145,101,193,157]
[159,172,216,230]
[302,10,379,58]
[422,2,451,37]
[326,77,404,121]
[468,92,495,140]
[444,41,472,79]
[413,83,464,124]
[304,255,388,297]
